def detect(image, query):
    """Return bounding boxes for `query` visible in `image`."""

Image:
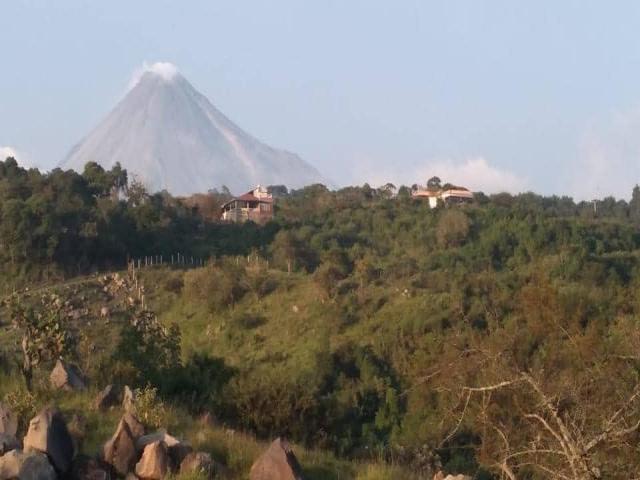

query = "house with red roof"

[220,186,274,223]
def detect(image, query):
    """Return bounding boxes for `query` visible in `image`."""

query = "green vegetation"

[4,156,640,478]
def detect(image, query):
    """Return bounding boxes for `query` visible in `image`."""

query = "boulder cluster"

[0,385,306,480]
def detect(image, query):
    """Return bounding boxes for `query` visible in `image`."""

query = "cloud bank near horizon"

[353,156,529,194]
[569,106,640,201]
[0,146,34,168]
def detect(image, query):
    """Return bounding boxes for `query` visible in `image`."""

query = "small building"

[412,186,474,208]
[220,186,274,223]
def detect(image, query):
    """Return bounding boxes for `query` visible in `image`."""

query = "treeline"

[6,158,640,477]
[0,158,273,289]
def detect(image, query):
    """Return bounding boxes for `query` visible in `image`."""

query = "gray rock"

[94,385,121,411]
[50,359,87,391]
[102,419,137,477]
[0,433,19,456]
[19,452,57,480]
[135,441,168,480]
[0,449,27,479]
[0,403,17,437]
[135,431,180,452]
[23,407,74,474]
[122,413,144,441]
[249,438,304,480]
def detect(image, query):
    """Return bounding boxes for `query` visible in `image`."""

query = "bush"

[132,385,170,429]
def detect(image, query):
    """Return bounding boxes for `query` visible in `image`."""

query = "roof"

[220,190,274,210]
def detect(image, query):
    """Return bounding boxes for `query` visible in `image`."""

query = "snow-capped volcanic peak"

[129,61,180,89]
[62,64,325,195]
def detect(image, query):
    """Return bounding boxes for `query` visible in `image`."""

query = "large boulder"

[0,449,28,479]
[19,452,57,480]
[135,431,180,452]
[102,419,137,477]
[0,403,17,437]
[50,359,87,391]
[23,407,74,474]
[135,441,168,480]
[249,438,304,480]
[433,473,472,480]
[70,455,112,480]
[94,385,121,411]
[122,413,144,441]
[0,434,19,456]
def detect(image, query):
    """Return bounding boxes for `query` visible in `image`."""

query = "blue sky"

[2,0,640,198]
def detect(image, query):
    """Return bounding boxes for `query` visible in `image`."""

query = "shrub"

[133,385,169,429]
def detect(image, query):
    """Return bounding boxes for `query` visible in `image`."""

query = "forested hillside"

[3,156,640,479]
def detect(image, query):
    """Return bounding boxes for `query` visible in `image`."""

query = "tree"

[436,210,470,248]
[9,293,77,390]
[630,185,640,223]
[427,176,442,190]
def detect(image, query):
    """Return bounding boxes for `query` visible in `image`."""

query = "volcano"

[61,63,325,195]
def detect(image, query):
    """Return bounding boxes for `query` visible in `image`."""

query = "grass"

[0,373,421,479]
[0,266,428,479]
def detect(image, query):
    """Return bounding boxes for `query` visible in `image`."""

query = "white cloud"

[0,146,35,168]
[353,155,527,193]
[128,61,179,89]
[570,107,640,201]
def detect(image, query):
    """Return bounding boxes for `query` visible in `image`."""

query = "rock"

[102,418,137,477]
[135,431,180,452]
[19,451,57,480]
[100,307,110,318]
[122,386,135,413]
[0,449,27,479]
[70,455,112,480]
[433,473,471,480]
[179,452,215,478]
[249,438,304,480]
[0,403,17,437]
[125,473,139,480]
[50,359,87,391]
[94,385,121,411]
[167,442,192,472]
[122,413,145,441]
[135,441,168,480]
[0,433,19,456]
[23,407,74,474]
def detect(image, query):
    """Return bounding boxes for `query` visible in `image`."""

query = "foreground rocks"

[0,449,28,479]
[135,441,168,479]
[0,434,18,456]
[249,437,304,480]
[0,398,308,480]
[50,359,87,391]
[23,407,74,474]
[433,472,472,480]
[102,418,137,476]
[94,385,121,411]
[20,451,58,480]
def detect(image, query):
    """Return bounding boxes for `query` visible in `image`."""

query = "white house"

[411,186,474,208]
